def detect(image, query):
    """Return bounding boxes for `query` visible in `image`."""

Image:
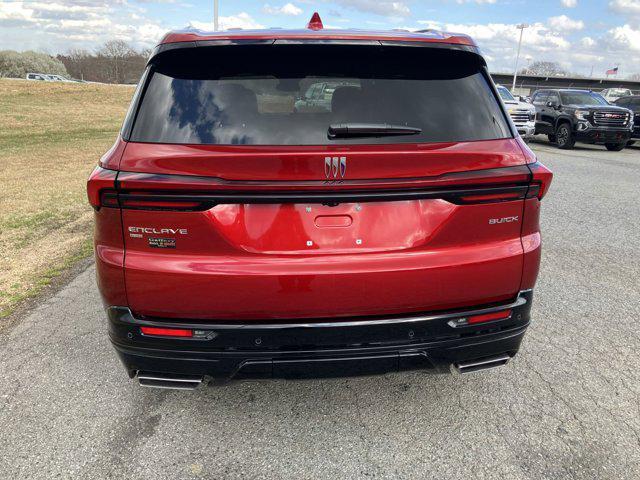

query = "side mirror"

[546,101,559,109]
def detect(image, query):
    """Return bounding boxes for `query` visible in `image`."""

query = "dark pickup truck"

[613,95,640,146]
[532,89,633,150]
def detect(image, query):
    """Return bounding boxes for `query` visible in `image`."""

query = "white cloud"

[411,20,580,73]
[0,1,163,50]
[263,3,303,16]
[335,0,410,17]
[607,24,640,51]
[189,13,264,31]
[439,22,571,50]
[2,0,640,79]
[609,0,640,15]
[580,36,596,47]
[416,20,442,30]
[548,15,584,31]
[609,0,640,27]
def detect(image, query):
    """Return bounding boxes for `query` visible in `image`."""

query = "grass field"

[0,79,133,318]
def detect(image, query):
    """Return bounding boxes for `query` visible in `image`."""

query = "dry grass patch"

[0,79,133,317]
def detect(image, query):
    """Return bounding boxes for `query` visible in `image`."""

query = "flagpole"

[214,0,219,31]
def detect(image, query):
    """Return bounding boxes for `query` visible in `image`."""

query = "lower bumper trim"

[107,290,533,381]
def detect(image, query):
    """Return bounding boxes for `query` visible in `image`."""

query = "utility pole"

[511,23,529,92]
[214,0,219,31]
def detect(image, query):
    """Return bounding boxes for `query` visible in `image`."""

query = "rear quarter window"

[129,44,511,146]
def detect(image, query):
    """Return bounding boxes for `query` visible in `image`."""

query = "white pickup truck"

[497,85,536,141]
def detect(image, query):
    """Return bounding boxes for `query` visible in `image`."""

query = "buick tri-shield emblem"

[325,156,346,179]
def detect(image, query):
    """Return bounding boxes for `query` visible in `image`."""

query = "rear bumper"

[107,290,533,381]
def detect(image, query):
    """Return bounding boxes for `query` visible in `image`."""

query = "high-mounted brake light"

[307,12,323,30]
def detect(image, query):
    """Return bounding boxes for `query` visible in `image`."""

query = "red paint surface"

[93,207,127,308]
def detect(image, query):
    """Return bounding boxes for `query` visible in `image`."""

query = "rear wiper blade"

[328,123,422,139]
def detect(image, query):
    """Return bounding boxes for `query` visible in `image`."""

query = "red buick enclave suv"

[88,14,552,389]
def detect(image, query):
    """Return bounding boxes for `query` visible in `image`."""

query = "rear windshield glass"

[130,45,511,145]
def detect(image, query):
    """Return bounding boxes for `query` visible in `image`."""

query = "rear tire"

[605,143,625,151]
[556,123,575,150]
[627,140,635,146]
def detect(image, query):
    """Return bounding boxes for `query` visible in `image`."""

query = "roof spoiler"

[147,39,482,65]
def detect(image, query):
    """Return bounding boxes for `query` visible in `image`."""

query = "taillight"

[527,161,553,200]
[100,191,206,211]
[457,190,524,204]
[89,164,549,210]
[87,166,117,209]
[121,199,202,209]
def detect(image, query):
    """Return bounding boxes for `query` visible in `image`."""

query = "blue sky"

[1,1,640,77]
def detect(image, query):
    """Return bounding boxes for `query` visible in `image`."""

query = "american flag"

[606,67,619,75]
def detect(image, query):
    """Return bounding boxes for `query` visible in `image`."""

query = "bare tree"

[58,41,148,84]
[59,49,92,80]
[97,40,137,84]
[520,61,568,77]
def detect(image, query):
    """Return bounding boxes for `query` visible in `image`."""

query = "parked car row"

[612,95,640,146]
[600,88,633,103]
[502,87,637,151]
[530,89,634,151]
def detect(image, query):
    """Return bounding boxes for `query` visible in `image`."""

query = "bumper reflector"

[468,309,513,324]
[140,326,193,338]
[448,309,513,328]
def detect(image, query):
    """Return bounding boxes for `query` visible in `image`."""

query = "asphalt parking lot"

[1,138,639,480]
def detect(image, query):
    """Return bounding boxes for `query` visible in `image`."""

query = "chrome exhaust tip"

[137,371,203,390]
[453,354,511,374]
